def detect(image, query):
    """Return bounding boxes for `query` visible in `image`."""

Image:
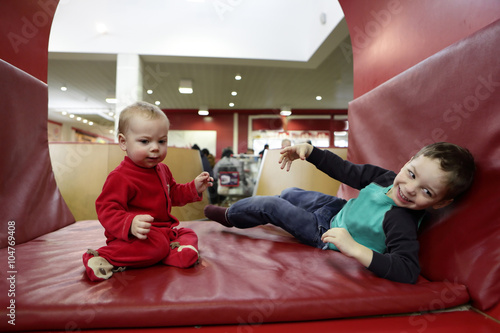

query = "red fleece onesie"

[92,156,202,269]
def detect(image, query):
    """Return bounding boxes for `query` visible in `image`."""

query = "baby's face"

[119,116,169,168]
[389,155,453,210]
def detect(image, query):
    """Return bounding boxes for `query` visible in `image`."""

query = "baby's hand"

[131,214,153,240]
[194,171,213,193]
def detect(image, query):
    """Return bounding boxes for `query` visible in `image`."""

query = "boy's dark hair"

[414,142,475,199]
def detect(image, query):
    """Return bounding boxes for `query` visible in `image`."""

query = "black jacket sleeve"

[306,147,394,190]
[367,207,423,284]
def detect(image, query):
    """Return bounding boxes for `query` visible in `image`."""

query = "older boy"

[204,142,475,284]
[83,102,213,282]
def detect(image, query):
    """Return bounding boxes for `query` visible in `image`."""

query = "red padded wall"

[342,19,500,311]
[338,0,500,313]
[0,0,58,82]
[0,0,74,248]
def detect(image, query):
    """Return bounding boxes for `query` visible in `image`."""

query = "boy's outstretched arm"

[321,228,373,268]
[279,143,314,171]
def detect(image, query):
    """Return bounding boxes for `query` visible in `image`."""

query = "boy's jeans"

[227,187,347,249]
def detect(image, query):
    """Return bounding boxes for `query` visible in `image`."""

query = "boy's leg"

[203,204,232,227]
[280,187,346,211]
[225,188,346,248]
[162,227,199,268]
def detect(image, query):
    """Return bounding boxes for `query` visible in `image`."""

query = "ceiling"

[47,0,353,138]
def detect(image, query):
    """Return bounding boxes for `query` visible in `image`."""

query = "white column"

[114,54,143,140]
[233,112,239,154]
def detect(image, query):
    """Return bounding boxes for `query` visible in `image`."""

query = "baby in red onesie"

[82,101,213,282]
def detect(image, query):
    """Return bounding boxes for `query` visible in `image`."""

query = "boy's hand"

[131,214,153,240]
[194,171,213,193]
[279,143,313,172]
[321,228,373,268]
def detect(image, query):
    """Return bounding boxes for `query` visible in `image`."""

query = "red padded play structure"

[1,1,499,332]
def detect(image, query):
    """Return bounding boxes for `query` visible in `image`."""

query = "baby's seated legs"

[82,229,171,281]
[162,227,199,268]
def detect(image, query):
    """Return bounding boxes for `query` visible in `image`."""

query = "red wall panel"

[339,0,500,99]
[164,111,236,159]
[165,109,348,160]
[0,0,58,82]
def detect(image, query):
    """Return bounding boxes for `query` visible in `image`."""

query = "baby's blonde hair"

[118,101,170,136]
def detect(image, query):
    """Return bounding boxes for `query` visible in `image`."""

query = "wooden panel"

[49,143,208,221]
[163,147,209,221]
[254,148,347,197]
[49,144,113,221]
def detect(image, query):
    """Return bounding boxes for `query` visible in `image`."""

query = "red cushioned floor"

[0,220,472,332]
[22,309,500,333]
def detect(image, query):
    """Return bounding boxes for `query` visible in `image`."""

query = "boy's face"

[118,115,169,168]
[389,155,453,210]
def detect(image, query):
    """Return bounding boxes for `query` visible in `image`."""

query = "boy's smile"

[388,155,453,210]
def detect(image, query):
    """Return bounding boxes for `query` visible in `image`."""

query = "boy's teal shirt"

[329,183,425,253]
[330,184,392,253]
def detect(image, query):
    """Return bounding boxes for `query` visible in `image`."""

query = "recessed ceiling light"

[320,12,327,25]
[60,86,67,91]
[89,121,94,126]
[147,89,153,94]
[235,74,242,81]
[316,96,322,101]
[96,23,108,34]
[231,91,237,96]
[179,79,193,94]
[155,101,161,105]
[229,103,235,107]
[280,106,292,116]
